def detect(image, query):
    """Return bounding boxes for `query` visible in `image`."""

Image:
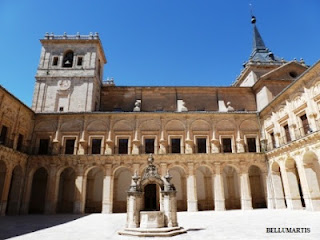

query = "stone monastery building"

[1,16,320,216]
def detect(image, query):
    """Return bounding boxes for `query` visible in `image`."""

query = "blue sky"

[1,0,320,106]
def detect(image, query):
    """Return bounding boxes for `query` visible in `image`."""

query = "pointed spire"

[247,15,282,65]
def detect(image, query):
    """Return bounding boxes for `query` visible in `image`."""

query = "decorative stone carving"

[133,100,141,112]
[227,102,235,112]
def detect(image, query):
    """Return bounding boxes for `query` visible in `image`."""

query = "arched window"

[62,50,74,67]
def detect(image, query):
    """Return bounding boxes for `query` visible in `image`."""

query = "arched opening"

[169,167,187,211]
[113,167,132,213]
[196,166,213,210]
[29,167,48,214]
[285,158,305,208]
[144,184,159,211]
[248,165,266,208]
[85,167,103,213]
[271,162,287,208]
[6,166,23,215]
[302,151,320,209]
[0,161,6,205]
[57,167,75,213]
[223,165,240,210]
[62,50,74,67]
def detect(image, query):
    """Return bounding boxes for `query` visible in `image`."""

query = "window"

[38,139,49,154]
[65,139,75,154]
[91,139,102,154]
[270,132,276,148]
[52,57,59,66]
[284,124,291,143]
[16,134,23,151]
[145,139,155,154]
[0,125,8,145]
[59,107,64,112]
[300,114,310,135]
[247,138,256,152]
[171,138,181,153]
[222,138,232,153]
[197,138,207,153]
[62,50,74,67]
[118,139,128,154]
[77,57,83,66]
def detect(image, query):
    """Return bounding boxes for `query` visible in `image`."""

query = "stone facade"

[0,19,320,216]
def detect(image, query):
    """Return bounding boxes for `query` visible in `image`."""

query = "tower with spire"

[232,15,308,110]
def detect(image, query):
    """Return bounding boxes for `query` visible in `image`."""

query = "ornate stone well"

[118,154,186,237]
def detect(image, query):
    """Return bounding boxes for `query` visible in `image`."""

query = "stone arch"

[113,167,132,213]
[29,167,48,214]
[196,165,214,210]
[165,119,185,131]
[270,162,287,208]
[285,158,305,208]
[34,120,56,132]
[86,120,108,132]
[216,119,235,131]
[139,119,161,131]
[60,119,82,132]
[113,119,133,131]
[168,166,187,211]
[85,167,104,213]
[6,165,24,215]
[248,165,266,209]
[223,165,240,210]
[302,151,320,210]
[57,167,76,213]
[0,160,7,206]
[239,119,259,131]
[190,119,211,131]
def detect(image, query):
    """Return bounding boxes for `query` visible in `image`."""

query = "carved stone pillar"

[240,163,252,210]
[132,139,140,155]
[0,167,13,216]
[73,165,85,214]
[45,164,58,214]
[102,165,113,213]
[187,163,198,212]
[213,163,225,211]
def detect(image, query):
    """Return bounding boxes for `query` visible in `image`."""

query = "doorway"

[144,184,158,211]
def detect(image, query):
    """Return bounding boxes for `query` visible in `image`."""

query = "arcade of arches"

[1,150,320,215]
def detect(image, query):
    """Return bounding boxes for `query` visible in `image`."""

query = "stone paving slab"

[0,209,319,240]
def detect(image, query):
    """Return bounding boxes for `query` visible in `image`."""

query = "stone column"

[0,167,12,216]
[280,163,302,210]
[102,165,113,213]
[126,192,142,228]
[20,170,34,214]
[187,163,198,212]
[52,116,62,154]
[73,165,85,214]
[240,163,252,210]
[162,192,178,227]
[159,118,167,154]
[213,163,225,211]
[105,118,114,155]
[45,165,58,214]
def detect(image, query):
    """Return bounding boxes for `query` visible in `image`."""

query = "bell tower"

[31,32,107,113]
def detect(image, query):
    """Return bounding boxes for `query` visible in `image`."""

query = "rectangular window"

[52,57,59,66]
[38,139,49,154]
[91,138,102,154]
[59,107,64,112]
[284,124,291,142]
[270,132,276,148]
[197,138,207,153]
[118,139,128,154]
[77,57,83,66]
[65,139,75,154]
[145,139,155,154]
[247,138,256,152]
[171,138,181,153]
[222,138,232,153]
[17,134,23,151]
[0,125,8,145]
[300,114,309,135]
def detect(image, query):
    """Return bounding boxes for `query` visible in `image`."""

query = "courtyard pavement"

[0,209,319,240]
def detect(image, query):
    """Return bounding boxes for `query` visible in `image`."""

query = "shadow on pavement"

[0,214,86,239]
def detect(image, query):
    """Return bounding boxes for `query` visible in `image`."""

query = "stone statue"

[133,100,141,112]
[227,102,235,112]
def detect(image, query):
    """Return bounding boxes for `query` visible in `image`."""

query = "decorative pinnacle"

[147,154,154,165]
[251,15,256,24]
